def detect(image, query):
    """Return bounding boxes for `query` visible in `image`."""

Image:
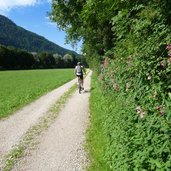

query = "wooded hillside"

[0,15,78,56]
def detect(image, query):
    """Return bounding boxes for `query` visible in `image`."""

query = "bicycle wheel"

[78,78,82,94]
[79,85,82,94]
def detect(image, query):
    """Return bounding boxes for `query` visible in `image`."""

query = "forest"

[0,45,86,69]
[50,0,171,170]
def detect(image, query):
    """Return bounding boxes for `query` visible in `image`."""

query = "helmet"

[77,62,81,65]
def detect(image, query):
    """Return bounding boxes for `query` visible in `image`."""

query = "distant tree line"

[0,45,88,70]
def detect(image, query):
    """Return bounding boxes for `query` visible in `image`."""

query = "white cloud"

[45,16,57,28]
[0,0,50,13]
[0,0,37,11]
[46,21,57,27]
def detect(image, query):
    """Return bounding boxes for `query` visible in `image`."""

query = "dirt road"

[0,71,91,171]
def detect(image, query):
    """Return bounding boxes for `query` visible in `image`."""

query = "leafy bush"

[96,2,171,170]
[51,0,171,170]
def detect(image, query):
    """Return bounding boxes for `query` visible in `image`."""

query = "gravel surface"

[0,78,77,162]
[12,71,91,171]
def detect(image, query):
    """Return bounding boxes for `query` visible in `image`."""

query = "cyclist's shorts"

[77,74,83,79]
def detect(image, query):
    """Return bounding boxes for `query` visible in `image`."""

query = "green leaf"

[150,158,162,168]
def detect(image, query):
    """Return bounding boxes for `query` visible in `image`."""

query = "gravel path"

[12,71,91,171]
[0,78,77,162]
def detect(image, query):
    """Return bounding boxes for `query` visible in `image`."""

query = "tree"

[38,52,56,68]
[53,53,63,67]
[63,53,74,67]
[50,0,114,68]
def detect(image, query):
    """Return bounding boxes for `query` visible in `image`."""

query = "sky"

[0,0,82,53]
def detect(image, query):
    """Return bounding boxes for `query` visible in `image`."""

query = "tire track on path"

[13,71,92,171]
[0,78,77,163]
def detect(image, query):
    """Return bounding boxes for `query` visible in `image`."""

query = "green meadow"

[0,69,75,119]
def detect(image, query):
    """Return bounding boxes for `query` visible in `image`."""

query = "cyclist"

[75,62,86,90]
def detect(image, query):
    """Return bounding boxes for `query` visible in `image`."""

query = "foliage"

[0,69,74,119]
[50,0,114,67]
[0,45,35,69]
[0,45,87,69]
[51,0,171,170]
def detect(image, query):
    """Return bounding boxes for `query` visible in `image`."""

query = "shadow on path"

[83,87,95,94]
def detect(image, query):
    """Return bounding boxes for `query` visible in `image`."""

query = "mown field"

[0,69,75,119]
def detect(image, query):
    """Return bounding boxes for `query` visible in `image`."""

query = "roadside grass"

[86,73,110,171]
[0,84,77,171]
[0,69,75,119]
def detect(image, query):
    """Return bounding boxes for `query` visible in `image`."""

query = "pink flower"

[136,106,141,114]
[160,110,165,115]
[152,91,158,99]
[156,105,165,115]
[126,82,131,92]
[160,61,166,67]
[99,76,103,81]
[156,105,162,110]
[113,83,118,91]
[103,58,109,67]
[166,44,171,50]
[127,56,133,67]
[136,106,145,118]
[167,57,171,63]
[168,53,171,57]
[140,112,145,118]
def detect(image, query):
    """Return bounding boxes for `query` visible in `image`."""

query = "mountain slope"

[0,15,78,56]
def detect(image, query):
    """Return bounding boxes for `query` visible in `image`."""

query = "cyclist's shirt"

[75,65,83,76]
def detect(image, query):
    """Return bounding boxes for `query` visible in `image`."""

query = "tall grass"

[0,69,75,119]
[86,73,110,171]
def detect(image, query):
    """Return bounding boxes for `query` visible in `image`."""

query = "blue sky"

[0,0,82,53]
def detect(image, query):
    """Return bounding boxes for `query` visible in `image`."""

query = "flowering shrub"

[97,42,171,170]
[96,4,171,170]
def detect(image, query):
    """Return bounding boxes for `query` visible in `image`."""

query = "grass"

[0,84,77,171]
[0,69,75,119]
[86,73,110,171]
